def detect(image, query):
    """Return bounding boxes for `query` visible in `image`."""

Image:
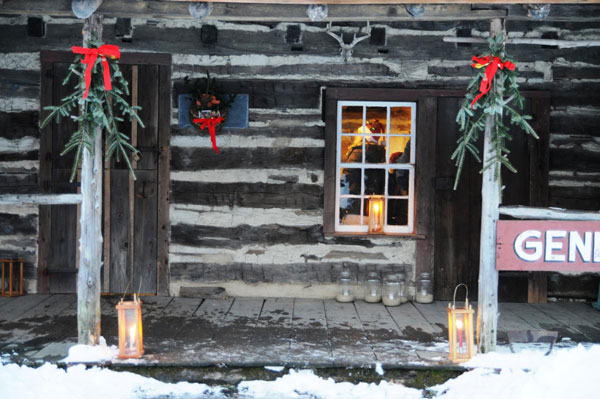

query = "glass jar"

[336,270,354,303]
[416,272,434,303]
[382,274,402,306]
[398,275,408,303]
[364,272,381,303]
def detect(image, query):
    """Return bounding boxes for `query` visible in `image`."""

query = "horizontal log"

[170,261,409,284]
[0,111,39,140]
[0,2,509,21]
[171,147,324,171]
[170,181,322,209]
[443,37,600,48]
[0,212,37,235]
[550,148,600,172]
[171,126,324,140]
[550,186,600,211]
[499,205,600,220]
[0,193,82,205]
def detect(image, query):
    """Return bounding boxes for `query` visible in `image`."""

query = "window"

[335,101,416,234]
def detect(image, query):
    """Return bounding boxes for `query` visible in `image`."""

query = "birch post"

[78,14,104,345]
[477,17,503,354]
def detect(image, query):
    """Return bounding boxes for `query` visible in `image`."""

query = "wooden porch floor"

[1,294,599,368]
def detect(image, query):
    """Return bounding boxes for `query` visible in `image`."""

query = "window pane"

[388,169,410,196]
[390,107,412,134]
[366,107,387,134]
[387,199,408,226]
[364,169,385,195]
[340,168,361,195]
[340,198,362,226]
[342,106,363,133]
[341,135,363,163]
[365,139,386,164]
[388,136,411,163]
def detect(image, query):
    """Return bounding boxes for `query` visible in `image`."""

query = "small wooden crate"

[1,259,24,297]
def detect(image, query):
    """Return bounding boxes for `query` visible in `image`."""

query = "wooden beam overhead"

[1,1,600,21]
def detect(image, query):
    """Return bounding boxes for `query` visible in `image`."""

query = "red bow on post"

[193,116,225,154]
[470,55,515,109]
[72,44,121,99]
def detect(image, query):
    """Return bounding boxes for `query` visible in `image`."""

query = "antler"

[326,22,371,62]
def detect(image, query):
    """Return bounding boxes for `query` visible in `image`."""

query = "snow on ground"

[0,362,221,399]
[1,344,600,399]
[62,336,118,363]
[239,369,422,399]
[432,344,600,399]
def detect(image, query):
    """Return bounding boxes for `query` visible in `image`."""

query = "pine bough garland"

[41,39,143,181]
[452,33,538,190]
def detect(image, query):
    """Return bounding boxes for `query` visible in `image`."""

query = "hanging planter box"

[178,94,249,129]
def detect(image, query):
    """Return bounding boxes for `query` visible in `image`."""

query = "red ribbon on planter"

[470,55,515,109]
[193,116,225,154]
[72,44,121,99]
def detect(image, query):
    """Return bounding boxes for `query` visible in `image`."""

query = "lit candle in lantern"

[456,318,464,351]
[128,324,137,350]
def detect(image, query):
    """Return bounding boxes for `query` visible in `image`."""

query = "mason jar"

[336,270,355,303]
[382,274,402,306]
[364,272,381,303]
[416,272,434,303]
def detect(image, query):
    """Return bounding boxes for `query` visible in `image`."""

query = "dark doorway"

[38,52,171,295]
[433,95,550,302]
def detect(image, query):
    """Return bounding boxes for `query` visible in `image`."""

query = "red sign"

[496,220,600,272]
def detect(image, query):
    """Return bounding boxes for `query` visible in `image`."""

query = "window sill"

[326,232,426,240]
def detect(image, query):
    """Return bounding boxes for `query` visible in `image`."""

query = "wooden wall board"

[109,170,131,293]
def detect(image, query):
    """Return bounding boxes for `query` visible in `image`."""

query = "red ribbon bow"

[193,116,225,154]
[470,55,515,109]
[72,44,121,99]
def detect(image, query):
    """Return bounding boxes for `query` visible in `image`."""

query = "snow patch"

[375,362,384,376]
[239,369,422,399]
[63,337,118,364]
[264,365,285,372]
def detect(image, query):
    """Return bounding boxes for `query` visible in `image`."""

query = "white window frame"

[335,101,417,234]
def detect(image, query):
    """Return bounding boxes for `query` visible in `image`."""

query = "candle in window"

[368,196,384,233]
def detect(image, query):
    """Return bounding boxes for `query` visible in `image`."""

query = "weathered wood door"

[39,52,171,295]
[433,94,550,301]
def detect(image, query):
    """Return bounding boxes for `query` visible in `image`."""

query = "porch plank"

[0,294,75,350]
[498,302,538,342]
[323,299,375,365]
[531,303,599,341]
[145,297,202,343]
[387,302,443,340]
[500,302,577,341]
[290,299,332,366]
[412,301,449,332]
[0,297,13,308]
[554,303,600,341]
[354,300,416,365]
[252,297,294,365]
[211,297,265,365]
[0,294,51,321]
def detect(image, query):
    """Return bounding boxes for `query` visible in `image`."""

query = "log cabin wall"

[0,12,598,297]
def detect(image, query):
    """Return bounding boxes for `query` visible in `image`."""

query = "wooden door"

[433,94,550,301]
[39,52,171,295]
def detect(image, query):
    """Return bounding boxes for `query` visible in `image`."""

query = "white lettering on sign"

[513,229,600,264]
[514,230,542,262]
[568,231,592,263]
[545,230,567,262]
[595,232,600,262]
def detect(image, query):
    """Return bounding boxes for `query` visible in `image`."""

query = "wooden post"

[477,17,503,354]
[77,14,104,345]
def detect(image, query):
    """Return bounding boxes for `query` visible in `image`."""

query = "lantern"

[367,196,384,233]
[447,284,475,363]
[116,294,144,359]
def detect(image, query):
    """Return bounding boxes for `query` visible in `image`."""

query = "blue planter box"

[178,94,249,129]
